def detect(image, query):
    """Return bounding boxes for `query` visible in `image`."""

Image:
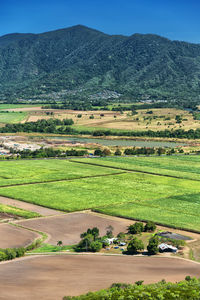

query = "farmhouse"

[106,238,118,245]
[159,243,178,253]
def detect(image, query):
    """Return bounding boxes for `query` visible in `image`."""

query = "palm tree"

[57,240,63,248]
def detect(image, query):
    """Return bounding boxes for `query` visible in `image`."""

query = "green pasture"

[0,203,40,218]
[0,112,27,123]
[0,159,119,186]
[73,155,200,181]
[30,243,74,253]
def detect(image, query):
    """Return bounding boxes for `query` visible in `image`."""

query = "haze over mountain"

[0,25,200,102]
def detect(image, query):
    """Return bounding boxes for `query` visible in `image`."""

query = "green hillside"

[1,25,200,102]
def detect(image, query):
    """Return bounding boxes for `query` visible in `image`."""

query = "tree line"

[8,147,88,159]
[64,277,200,300]
[2,117,200,139]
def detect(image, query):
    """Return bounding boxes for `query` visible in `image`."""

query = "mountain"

[0,25,200,102]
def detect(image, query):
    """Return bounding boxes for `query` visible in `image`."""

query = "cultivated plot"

[0,172,198,211]
[17,212,133,245]
[0,159,120,187]
[0,112,27,124]
[1,255,200,299]
[0,172,200,231]
[0,224,38,248]
[74,155,200,181]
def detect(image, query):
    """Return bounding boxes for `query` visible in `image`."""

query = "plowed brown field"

[0,255,200,299]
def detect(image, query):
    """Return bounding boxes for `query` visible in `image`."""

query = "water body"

[47,136,186,148]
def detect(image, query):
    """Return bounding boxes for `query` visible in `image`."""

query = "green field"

[0,159,119,186]
[0,203,40,218]
[0,156,200,231]
[73,156,200,181]
[0,112,27,123]
[0,104,38,110]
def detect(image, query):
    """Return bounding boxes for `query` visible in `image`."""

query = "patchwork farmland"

[0,156,200,231]
[1,155,200,298]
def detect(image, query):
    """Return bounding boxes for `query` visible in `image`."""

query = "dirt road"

[0,196,64,216]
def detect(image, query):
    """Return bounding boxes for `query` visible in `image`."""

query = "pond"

[46,136,186,148]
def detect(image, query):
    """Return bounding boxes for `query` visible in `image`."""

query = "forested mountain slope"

[0,25,200,101]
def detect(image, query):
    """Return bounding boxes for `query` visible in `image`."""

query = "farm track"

[0,171,127,189]
[70,159,200,182]
[0,196,65,216]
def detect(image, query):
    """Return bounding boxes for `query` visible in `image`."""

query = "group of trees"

[126,222,158,255]
[94,148,111,156]
[94,147,183,157]
[0,247,25,262]
[0,118,74,134]
[124,147,171,156]
[64,277,200,299]
[91,128,200,139]
[9,147,88,159]
[128,221,156,234]
[75,226,114,253]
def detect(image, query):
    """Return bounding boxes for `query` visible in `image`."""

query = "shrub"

[135,280,144,286]
[14,247,25,257]
[102,148,111,156]
[144,221,156,232]
[90,241,103,252]
[115,148,122,156]
[147,236,159,255]
[128,222,144,234]
[94,148,103,156]
[126,237,144,254]
[0,251,7,261]
[117,232,126,240]
[4,248,16,260]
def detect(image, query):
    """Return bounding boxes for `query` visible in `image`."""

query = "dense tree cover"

[42,100,200,112]
[1,25,200,102]
[42,100,110,111]
[63,277,200,300]
[9,147,88,159]
[92,128,200,139]
[0,247,25,262]
[0,118,74,134]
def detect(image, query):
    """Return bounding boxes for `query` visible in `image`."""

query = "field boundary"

[0,171,127,189]
[92,209,200,235]
[70,159,200,182]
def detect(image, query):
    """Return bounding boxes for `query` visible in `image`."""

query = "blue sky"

[0,0,200,43]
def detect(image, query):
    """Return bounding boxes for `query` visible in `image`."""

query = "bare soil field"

[0,224,38,248]
[0,196,64,216]
[0,212,22,221]
[16,212,200,247]
[1,255,200,299]
[16,212,133,245]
